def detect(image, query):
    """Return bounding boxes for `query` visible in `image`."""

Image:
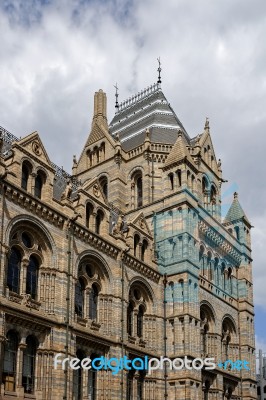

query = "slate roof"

[224,192,251,225]
[109,83,189,151]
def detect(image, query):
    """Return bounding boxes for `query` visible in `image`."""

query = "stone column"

[21,258,29,295]
[16,342,26,396]
[30,173,36,196]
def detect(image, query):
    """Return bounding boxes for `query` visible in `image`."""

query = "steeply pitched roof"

[224,192,251,225]
[86,122,111,147]
[109,83,189,151]
[164,131,194,168]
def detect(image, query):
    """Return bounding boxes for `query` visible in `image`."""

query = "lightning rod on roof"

[157,57,162,84]
[114,83,119,109]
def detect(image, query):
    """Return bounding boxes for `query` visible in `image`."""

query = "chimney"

[93,89,108,128]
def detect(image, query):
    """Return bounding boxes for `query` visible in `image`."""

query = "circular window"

[22,232,32,248]
[86,264,94,278]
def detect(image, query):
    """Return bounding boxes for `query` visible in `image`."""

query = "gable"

[199,131,219,174]
[129,212,152,237]
[16,132,51,166]
[82,177,108,205]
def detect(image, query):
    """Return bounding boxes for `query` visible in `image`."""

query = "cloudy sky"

[1,0,265,352]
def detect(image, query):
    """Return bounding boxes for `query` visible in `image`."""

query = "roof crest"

[116,82,161,114]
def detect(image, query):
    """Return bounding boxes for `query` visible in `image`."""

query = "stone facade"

[0,83,256,399]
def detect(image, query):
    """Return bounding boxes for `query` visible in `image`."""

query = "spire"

[157,57,162,84]
[85,89,112,146]
[93,89,108,129]
[114,83,119,109]
[204,117,210,133]
[224,192,251,225]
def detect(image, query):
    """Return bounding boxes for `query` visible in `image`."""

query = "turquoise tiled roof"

[224,192,251,225]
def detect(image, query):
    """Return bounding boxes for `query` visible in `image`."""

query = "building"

[0,79,257,399]
[257,350,266,399]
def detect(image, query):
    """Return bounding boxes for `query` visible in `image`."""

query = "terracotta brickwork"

[0,85,256,399]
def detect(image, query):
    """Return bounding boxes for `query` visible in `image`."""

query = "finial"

[73,155,77,165]
[116,132,120,141]
[114,83,119,109]
[157,57,162,84]
[205,117,210,132]
[145,128,150,138]
[178,129,182,137]
[234,192,238,199]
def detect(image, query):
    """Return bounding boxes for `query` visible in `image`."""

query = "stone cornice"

[198,219,242,264]
[2,181,66,228]
[122,253,160,283]
[72,223,160,282]
[72,223,120,259]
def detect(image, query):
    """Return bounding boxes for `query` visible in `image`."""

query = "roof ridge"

[116,82,161,114]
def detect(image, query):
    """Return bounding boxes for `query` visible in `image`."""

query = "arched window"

[191,175,195,192]
[199,246,205,276]
[168,173,174,190]
[88,353,98,400]
[214,258,219,285]
[26,255,39,300]
[200,306,215,356]
[127,302,134,336]
[3,330,19,392]
[204,380,210,400]
[22,335,38,394]
[134,235,140,258]
[7,248,21,294]
[34,171,45,199]
[137,370,145,400]
[73,350,86,400]
[95,210,104,234]
[177,169,182,187]
[203,323,208,354]
[89,284,98,321]
[169,281,175,314]
[210,185,216,204]
[225,335,230,359]
[200,308,209,354]
[141,239,148,262]
[202,176,208,206]
[99,176,108,199]
[137,305,144,338]
[228,267,233,294]
[126,370,134,400]
[187,170,191,188]
[235,226,240,240]
[136,176,143,207]
[221,263,226,290]
[222,318,236,361]
[75,278,85,318]
[207,252,212,281]
[100,142,105,161]
[86,203,94,229]
[21,162,31,191]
